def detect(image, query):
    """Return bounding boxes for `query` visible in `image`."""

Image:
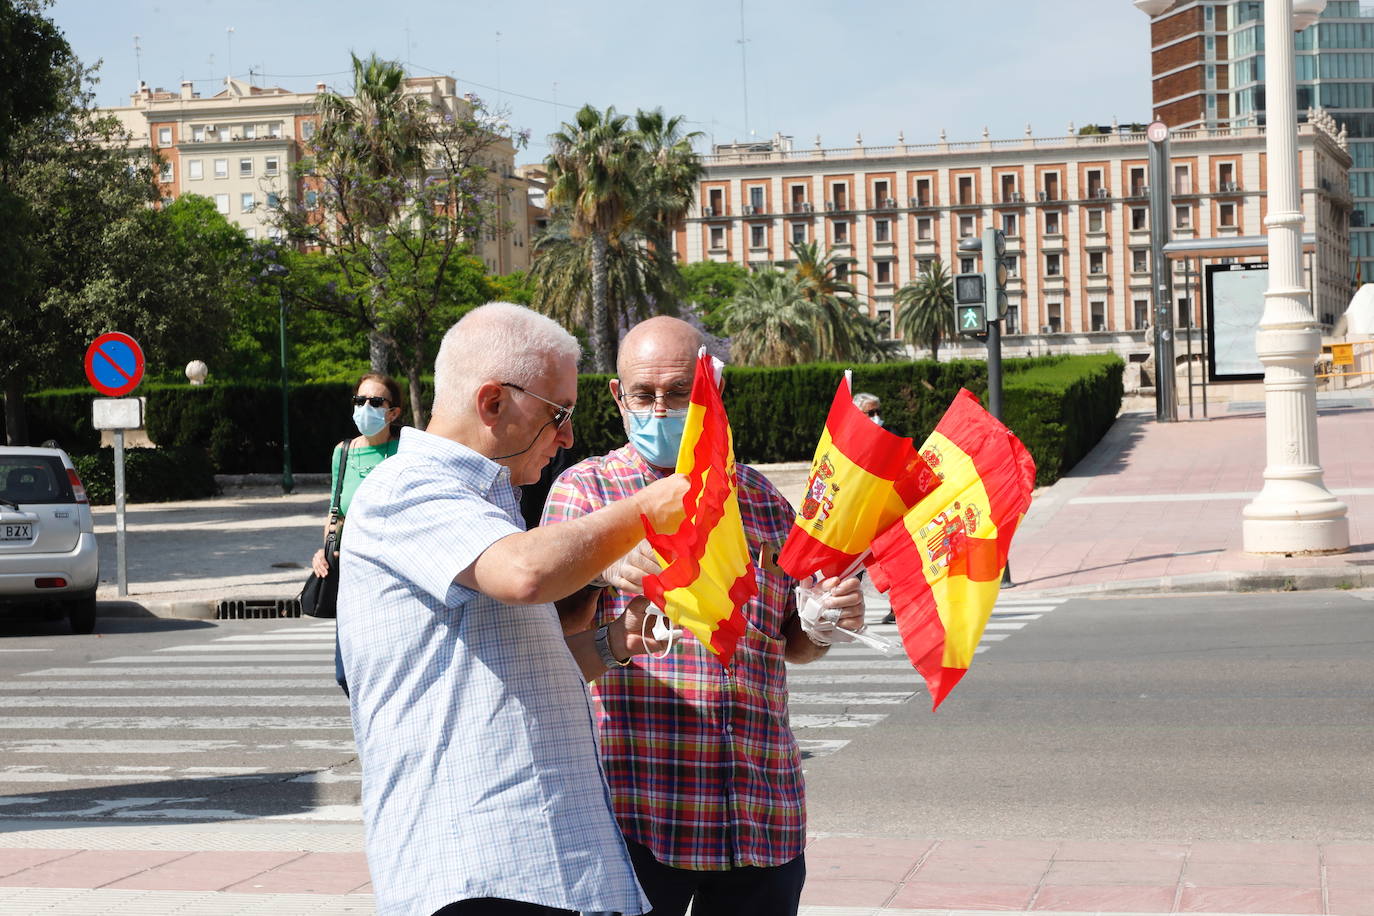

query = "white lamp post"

[1243,0,1348,554]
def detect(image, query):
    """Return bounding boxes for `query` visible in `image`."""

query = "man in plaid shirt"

[541,316,865,915]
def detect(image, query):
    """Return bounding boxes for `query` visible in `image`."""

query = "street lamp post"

[263,262,294,495]
[1243,0,1348,554]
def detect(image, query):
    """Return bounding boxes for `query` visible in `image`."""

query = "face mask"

[353,404,388,437]
[627,409,688,469]
[870,413,884,428]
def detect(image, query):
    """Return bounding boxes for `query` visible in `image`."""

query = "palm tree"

[313,53,427,371]
[895,259,957,361]
[790,240,872,361]
[633,108,704,255]
[719,269,819,367]
[545,105,643,372]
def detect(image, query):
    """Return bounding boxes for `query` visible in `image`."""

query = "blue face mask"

[353,404,388,437]
[628,409,688,469]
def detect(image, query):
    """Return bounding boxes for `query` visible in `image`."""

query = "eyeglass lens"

[352,396,388,408]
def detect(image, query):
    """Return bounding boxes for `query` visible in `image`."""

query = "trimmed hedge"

[25,355,1124,487]
[71,447,219,505]
[1001,354,1125,486]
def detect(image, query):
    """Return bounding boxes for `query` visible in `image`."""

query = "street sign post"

[85,333,145,598]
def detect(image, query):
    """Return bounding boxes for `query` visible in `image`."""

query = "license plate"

[1,524,32,541]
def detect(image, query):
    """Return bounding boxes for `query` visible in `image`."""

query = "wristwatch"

[595,624,632,668]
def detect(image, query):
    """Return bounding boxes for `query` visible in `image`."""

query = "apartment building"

[105,75,532,274]
[1146,0,1374,275]
[676,120,1351,357]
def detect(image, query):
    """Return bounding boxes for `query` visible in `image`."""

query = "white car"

[0,446,99,633]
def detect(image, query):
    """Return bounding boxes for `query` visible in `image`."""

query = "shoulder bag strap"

[324,440,352,551]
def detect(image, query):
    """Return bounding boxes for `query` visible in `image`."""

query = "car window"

[0,456,74,505]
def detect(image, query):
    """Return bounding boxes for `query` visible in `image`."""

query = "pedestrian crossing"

[789,596,1066,762]
[0,595,1065,821]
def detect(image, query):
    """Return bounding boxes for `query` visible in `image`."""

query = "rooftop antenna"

[226,27,234,81]
[133,35,142,85]
[737,0,750,138]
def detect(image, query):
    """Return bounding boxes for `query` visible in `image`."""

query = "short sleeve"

[370,468,522,607]
[329,443,344,510]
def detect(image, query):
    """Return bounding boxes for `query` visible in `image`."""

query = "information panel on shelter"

[1205,262,1268,382]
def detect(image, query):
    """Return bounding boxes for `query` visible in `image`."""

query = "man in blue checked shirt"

[338,303,687,916]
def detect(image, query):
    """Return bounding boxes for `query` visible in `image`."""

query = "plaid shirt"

[542,444,805,871]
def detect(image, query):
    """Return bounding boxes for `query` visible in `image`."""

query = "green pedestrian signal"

[956,303,986,335]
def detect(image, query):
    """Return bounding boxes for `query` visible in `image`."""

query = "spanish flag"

[777,372,939,580]
[640,350,755,667]
[865,389,1036,710]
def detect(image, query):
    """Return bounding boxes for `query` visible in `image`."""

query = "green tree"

[680,260,749,335]
[544,104,644,372]
[790,240,874,362]
[719,269,819,367]
[895,258,957,361]
[632,108,704,256]
[276,53,523,424]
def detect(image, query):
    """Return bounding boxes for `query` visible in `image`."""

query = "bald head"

[616,316,703,378]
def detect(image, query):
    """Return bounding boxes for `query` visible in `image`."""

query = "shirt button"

[724,722,734,734]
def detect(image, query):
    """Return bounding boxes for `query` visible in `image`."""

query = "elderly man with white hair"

[338,303,686,916]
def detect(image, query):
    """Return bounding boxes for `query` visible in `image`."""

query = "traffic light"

[984,228,1009,320]
[956,303,987,334]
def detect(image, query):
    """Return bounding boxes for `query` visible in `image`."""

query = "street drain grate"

[216,598,302,620]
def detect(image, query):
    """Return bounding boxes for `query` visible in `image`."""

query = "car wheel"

[67,594,97,635]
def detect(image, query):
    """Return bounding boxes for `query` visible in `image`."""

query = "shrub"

[71,446,219,505]
[1002,354,1125,486]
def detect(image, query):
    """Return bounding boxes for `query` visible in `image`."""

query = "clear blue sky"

[49,0,1153,161]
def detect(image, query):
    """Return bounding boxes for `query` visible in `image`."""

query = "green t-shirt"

[330,438,401,519]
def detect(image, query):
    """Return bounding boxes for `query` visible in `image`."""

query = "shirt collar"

[619,443,670,481]
[399,426,512,493]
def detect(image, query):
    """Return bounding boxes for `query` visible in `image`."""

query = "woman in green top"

[310,373,405,580]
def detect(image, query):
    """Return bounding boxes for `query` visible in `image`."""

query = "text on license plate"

[2,524,33,541]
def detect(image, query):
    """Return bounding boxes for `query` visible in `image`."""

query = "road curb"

[97,598,220,620]
[1006,565,1374,599]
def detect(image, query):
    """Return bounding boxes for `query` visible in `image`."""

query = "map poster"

[1205,262,1268,382]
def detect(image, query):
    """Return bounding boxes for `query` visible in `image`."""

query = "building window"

[877,308,892,335]
[1044,210,1061,235]
[1134,298,1150,328]
[213,158,228,179]
[1088,251,1106,274]
[265,156,280,175]
[187,159,203,180]
[835,262,849,283]
[1005,255,1019,278]
[1002,212,1018,237]
[958,175,974,206]
[958,214,974,238]
[1086,168,1104,197]
[960,256,976,274]
[791,222,807,244]
[874,218,890,243]
[789,184,807,211]
[1218,162,1235,190]
[917,257,934,275]
[1130,166,1147,196]
[239,157,253,177]
[1131,207,1148,230]
[1091,300,1106,331]
[875,260,893,285]
[873,179,890,206]
[750,224,766,248]
[157,126,172,145]
[269,122,282,138]
[1006,304,1020,334]
[218,126,230,142]
[192,126,205,142]
[305,189,318,208]
[241,192,255,212]
[301,120,316,140]
[1087,209,1104,233]
[244,124,256,140]
[1174,164,1191,195]
[914,177,931,207]
[266,191,280,209]
[748,186,765,212]
[214,194,230,214]
[1175,204,1191,229]
[1132,249,1149,273]
[1046,252,1062,276]
[1047,302,1062,333]
[709,226,725,250]
[833,220,849,244]
[831,182,848,210]
[1000,173,1017,202]
[916,216,933,240]
[159,162,173,183]
[1043,172,1059,201]
[708,187,724,215]
[1219,201,1236,227]
[244,227,256,239]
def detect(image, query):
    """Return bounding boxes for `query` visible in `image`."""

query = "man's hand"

[634,473,689,534]
[602,540,662,595]
[611,596,680,658]
[823,576,866,634]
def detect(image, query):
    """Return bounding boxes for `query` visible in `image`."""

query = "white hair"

[852,392,880,411]
[432,302,581,419]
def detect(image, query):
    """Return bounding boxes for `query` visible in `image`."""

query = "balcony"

[791,201,813,213]
[907,197,933,209]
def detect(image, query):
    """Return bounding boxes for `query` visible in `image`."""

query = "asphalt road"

[0,590,1370,845]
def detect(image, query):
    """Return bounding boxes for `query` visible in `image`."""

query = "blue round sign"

[84,332,145,397]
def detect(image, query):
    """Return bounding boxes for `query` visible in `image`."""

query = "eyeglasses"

[861,408,880,418]
[618,387,692,413]
[501,382,574,430]
[352,395,391,408]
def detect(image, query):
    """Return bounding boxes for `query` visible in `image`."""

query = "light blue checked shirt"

[338,427,647,916]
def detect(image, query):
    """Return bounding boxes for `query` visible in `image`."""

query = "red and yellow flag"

[641,350,755,666]
[865,389,1036,710]
[777,372,939,580]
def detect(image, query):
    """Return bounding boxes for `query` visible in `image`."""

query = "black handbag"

[299,440,351,618]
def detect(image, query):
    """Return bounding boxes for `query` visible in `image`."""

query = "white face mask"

[353,404,388,437]
[870,413,884,428]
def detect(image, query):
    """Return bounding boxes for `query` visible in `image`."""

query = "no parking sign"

[84,332,145,397]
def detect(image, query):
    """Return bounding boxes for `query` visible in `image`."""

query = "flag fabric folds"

[776,372,939,580]
[865,389,1036,710]
[640,350,756,667]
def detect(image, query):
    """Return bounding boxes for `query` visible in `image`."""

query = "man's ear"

[473,381,505,429]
